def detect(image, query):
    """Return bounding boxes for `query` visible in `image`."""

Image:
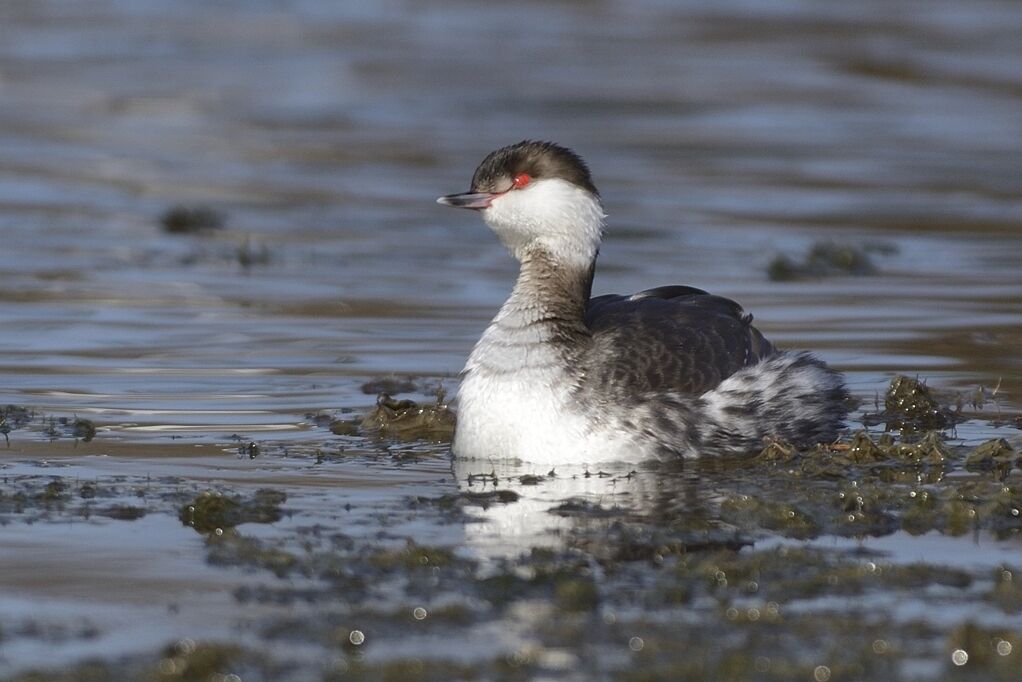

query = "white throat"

[481,178,606,270]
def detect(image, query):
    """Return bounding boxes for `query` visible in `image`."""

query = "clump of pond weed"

[360,376,419,395]
[236,235,271,268]
[965,439,1018,479]
[160,205,225,234]
[767,241,880,281]
[325,658,526,682]
[5,640,271,682]
[70,416,96,442]
[986,566,1022,614]
[367,541,457,571]
[945,622,1022,680]
[1,404,33,445]
[179,489,287,534]
[672,545,971,605]
[867,375,954,434]
[358,389,456,442]
[206,532,301,578]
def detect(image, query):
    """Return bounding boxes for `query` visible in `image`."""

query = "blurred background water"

[1,0,1019,439]
[1,1,1021,679]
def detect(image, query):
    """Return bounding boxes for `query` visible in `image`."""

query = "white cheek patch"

[483,178,605,266]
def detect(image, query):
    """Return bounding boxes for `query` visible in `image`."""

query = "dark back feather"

[582,286,776,397]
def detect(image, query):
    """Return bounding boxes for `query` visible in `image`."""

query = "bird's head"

[438,141,606,265]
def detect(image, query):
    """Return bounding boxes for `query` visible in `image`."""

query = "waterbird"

[438,141,847,463]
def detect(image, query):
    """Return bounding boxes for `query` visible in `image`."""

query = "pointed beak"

[436,192,495,210]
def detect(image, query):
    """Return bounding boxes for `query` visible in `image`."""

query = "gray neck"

[468,245,594,377]
[498,244,594,339]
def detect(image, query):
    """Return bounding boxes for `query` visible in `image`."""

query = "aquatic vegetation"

[1,404,32,445]
[880,375,954,434]
[235,236,271,268]
[965,439,1018,479]
[367,542,457,571]
[767,241,882,281]
[207,532,300,578]
[2,370,1020,681]
[360,376,420,395]
[179,489,287,534]
[159,205,225,234]
[358,390,456,442]
[945,622,1022,681]
[70,417,96,443]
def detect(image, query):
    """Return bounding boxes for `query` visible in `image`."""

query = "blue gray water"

[1,1,1021,679]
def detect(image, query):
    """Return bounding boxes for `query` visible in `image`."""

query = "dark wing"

[583,286,776,397]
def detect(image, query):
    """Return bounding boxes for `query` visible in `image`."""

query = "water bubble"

[349,629,365,646]
[951,649,968,666]
[413,607,428,620]
[996,640,1012,656]
[747,608,760,621]
[725,607,739,620]
[225,675,242,682]
[813,665,831,681]
[176,638,196,655]
[158,659,178,675]
[872,639,888,654]
[754,656,770,672]
[865,562,877,573]
[602,611,617,625]
[215,527,224,536]
[628,637,644,652]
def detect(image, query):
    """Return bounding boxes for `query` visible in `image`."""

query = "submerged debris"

[160,205,225,234]
[358,390,456,442]
[767,241,880,281]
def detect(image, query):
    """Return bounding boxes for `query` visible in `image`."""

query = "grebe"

[438,141,847,463]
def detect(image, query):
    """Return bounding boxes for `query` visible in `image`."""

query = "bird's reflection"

[451,456,745,564]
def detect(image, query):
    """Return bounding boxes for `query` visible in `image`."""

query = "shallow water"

[1,1,1021,680]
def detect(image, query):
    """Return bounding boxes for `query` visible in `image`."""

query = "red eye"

[512,173,531,189]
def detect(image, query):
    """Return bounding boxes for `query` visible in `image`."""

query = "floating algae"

[357,390,456,442]
[880,375,952,434]
[965,439,1018,478]
[767,241,880,281]
[160,205,225,234]
[1,404,32,445]
[360,376,419,395]
[179,489,287,534]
